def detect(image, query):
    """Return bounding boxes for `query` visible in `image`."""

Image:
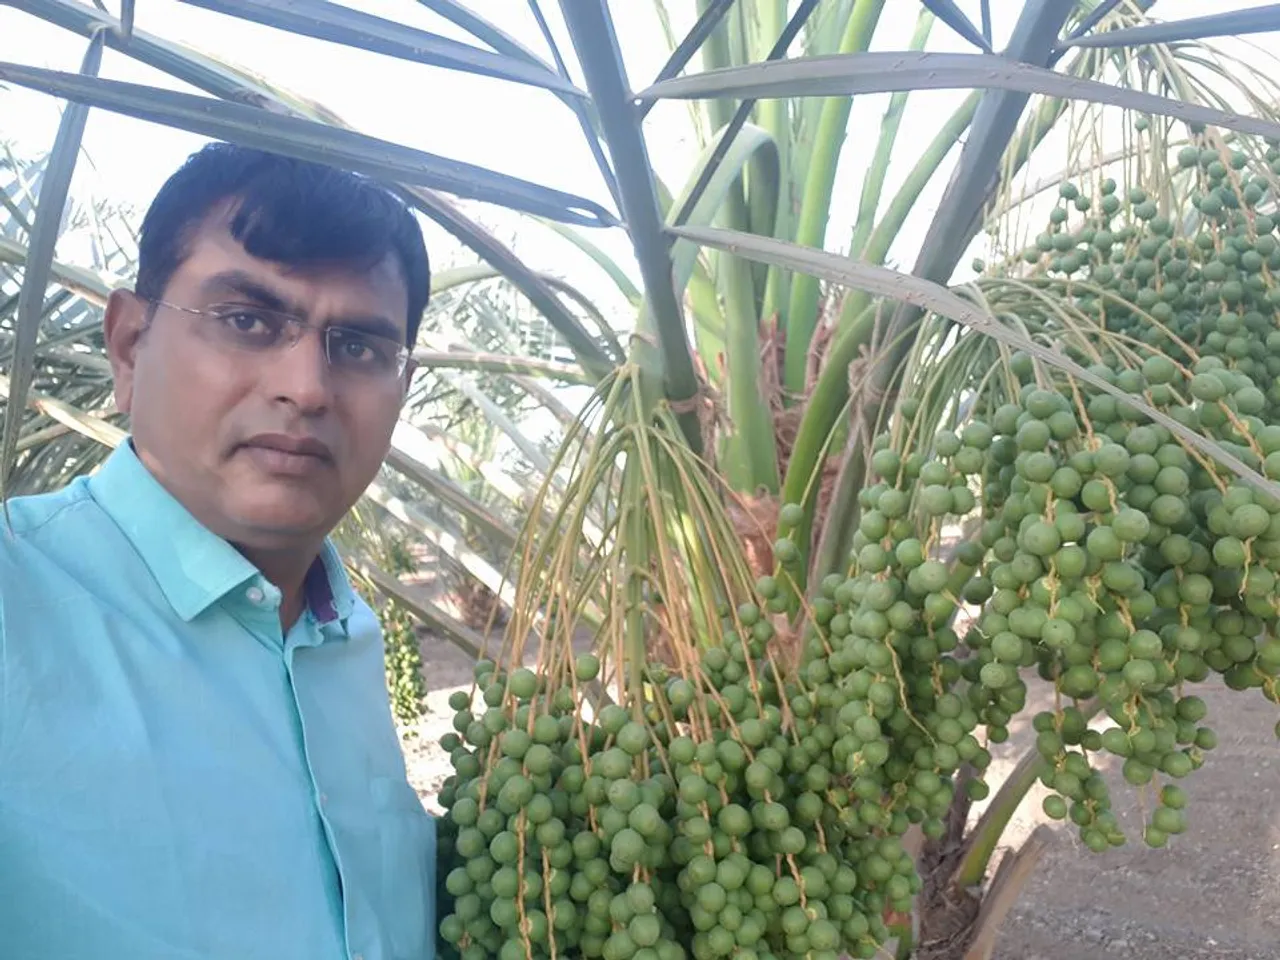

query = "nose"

[269,328,333,415]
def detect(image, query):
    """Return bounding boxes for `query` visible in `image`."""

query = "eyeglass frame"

[140,295,414,381]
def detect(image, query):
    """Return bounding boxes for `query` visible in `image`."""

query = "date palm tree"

[5,2,1280,954]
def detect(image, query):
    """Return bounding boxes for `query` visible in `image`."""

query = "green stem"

[893,923,915,960]
[748,0,788,307]
[808,435,865,586]
[955,750,1046,890]
[687,0,750,372]
[954,698,1104,888]
[836,91,982,330]
[696,0,736,133]
[847,7,936,258]
[720,189,780,493]
[745,145,779,312]
[689,264,727,382]
[624,457,648,712]
[534,218,641,306]
[768,0,857,330]
[778,301,878,592]
[782,0,887,395]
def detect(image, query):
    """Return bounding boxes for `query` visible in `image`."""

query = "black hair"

[135,141,430,346]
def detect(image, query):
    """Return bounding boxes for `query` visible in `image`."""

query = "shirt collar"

[88,438,356,628]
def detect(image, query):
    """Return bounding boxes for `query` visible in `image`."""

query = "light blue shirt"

[0,439,436,960]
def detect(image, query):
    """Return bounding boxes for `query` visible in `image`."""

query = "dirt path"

[401,626,1280,959]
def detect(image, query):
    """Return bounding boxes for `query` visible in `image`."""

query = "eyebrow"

[199,270,406,344]
[329,314,405,344]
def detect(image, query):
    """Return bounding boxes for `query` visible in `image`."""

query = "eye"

[329,327,392,367]
[215,306,278,337]
[230,312,262,333]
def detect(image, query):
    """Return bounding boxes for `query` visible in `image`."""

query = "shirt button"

[246,586,265,604]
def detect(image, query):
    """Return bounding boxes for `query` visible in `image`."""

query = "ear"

[104,289,149,415]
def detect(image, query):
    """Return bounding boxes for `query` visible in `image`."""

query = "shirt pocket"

[372,776,436,960]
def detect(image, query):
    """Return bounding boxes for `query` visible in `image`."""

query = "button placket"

[284,628,354,959]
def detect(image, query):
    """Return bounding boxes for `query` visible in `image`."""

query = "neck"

[236,543,317,629]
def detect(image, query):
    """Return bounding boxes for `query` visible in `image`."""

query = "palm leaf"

[0,371,126,451]
[415,0,553,67]
[186,0,624,213]
[644,0,737,116]
[384,445,519,553]
[0,61,618,228]
[362,479,519,613]
[534,219,641,308]
[921,0,992,52]
[430,263,622,360]
[1,30,105,504]
[908,3,1076,316]
[638,50,1280,143]
[6,0,618,378]
[402,418,545,521]
[1059,6,1280,50]
[179,0,583,94]
[668,123,780,300]
[411,347,591,385]
[0,236,119,302]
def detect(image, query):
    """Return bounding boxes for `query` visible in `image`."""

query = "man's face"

[105,207,411,553]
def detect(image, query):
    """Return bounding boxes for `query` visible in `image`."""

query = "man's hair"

[135,142,430,346]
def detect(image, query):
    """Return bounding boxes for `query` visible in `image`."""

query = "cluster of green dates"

[864,370,1279,852]
[432,131,1280,958]
[1027,136,1280,422]
[858,125,1280,844]
[434,623,921,960]
[833,133,1280,859]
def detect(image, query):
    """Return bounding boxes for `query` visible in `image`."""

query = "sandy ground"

[398,623,1280,960]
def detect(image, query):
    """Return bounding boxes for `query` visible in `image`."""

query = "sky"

[2,0,1279,338]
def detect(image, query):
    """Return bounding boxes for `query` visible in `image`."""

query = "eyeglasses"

[146,298,412,381]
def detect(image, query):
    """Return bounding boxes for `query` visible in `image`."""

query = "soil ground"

[398,621,1280,960]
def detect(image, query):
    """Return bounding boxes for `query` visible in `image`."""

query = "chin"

[225,495,334,541]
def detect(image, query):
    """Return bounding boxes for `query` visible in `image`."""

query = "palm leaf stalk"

[556,1,702,453]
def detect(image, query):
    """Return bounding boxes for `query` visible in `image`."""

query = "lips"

[245,433,331,458]
[239,433,332,476]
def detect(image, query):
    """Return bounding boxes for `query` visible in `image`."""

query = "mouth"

[239,433,332,476]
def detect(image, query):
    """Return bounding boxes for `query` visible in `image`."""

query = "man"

[0,142,436,960]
